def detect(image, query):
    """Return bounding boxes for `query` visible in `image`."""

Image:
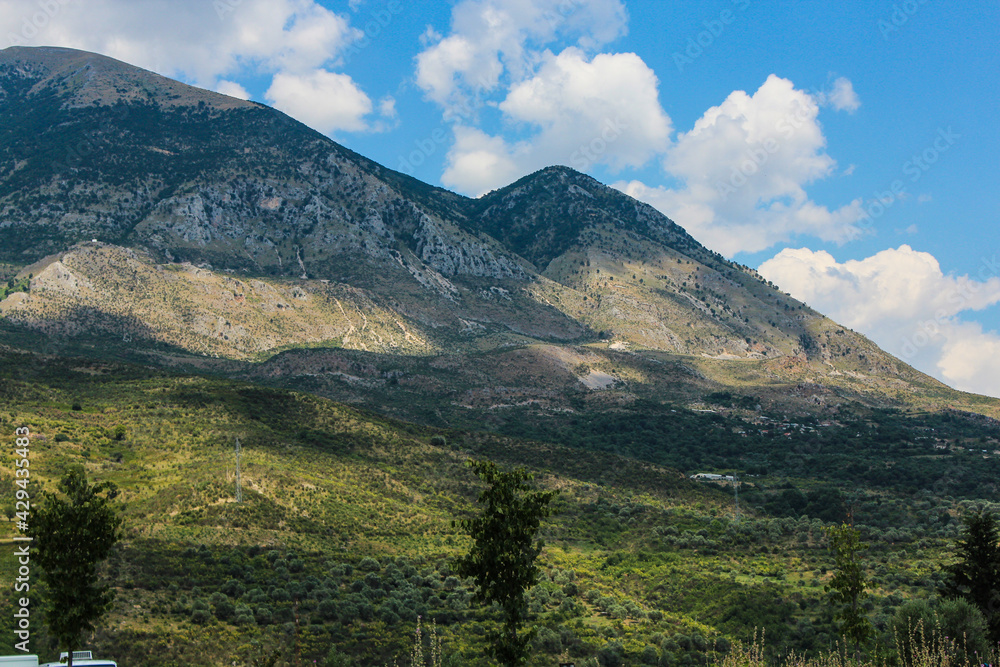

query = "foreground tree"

[28,465,122,667]
[453,460,558,666]
[824,522,873,658]
[891,598,990,664]
[941,507,1000,643]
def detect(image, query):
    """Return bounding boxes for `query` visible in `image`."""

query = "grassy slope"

[0,348,995,666]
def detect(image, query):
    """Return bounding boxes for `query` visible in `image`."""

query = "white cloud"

[216,80,251,100]
[415,0,628,113]
[501,48,671,168]
[378,95,397,119]
[1,0,361,85]
[442,126,524,196]
[759,245,1000,397]
[615,75,867,256]
[265,69,373,134]
[442,47,671,195]
[818,76,860,113]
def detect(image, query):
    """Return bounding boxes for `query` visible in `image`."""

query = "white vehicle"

[0,652,117,667]
[0,656,41,667]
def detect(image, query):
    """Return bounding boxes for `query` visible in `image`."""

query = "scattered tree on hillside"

[824,522,873,658]
[941,506,1000,643]
[453,459,558,666]
[28,465,122,667]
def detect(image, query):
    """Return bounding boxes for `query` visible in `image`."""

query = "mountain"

[1,45,997,427]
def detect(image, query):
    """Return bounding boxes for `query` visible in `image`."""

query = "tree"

[27,465,122,667]
[453,460,558,666]
[824,522,872,658]
[891,597,989,664]
[941,507,1000,643]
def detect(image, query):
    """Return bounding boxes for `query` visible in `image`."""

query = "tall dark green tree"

[824,522,873,658]
[28,465,122,667]
[941,507,1000,643]
[453,460,558,666]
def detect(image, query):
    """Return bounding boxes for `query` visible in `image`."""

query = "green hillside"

[1,347,997,666]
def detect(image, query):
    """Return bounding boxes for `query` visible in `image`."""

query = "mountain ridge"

[0,45,994,423]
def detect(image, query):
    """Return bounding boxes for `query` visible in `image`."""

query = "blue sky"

[2,0,998,396]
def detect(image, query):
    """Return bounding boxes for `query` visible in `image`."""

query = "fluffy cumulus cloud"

[1,0,359,83]
[415,0,668,195]
[442,48,671,195]
[265,70,373,134]
[0,0,382,133]
[415,0,628,112]
[615,75,867,256]
[759,245,1000,397]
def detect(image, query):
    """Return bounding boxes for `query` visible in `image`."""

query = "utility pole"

[734,473,740,524]
[235,437,243,503]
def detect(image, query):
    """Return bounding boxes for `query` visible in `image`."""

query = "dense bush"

[890,598,989,661]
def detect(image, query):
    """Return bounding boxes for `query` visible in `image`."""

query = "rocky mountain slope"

[1,45,996,423]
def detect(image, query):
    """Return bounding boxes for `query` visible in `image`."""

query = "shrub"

[338,602,358,624]
[254,606,273,625]
[190,608,211,624]
[598,640,625,667]
[317,599,338,621]
[245,588,266,604]
[359,557,381,571]
[213,598,235,620]
[891,597,989,662]
[221,579,245,598]
[534,627,562,654]
[641,645,660,665]
[325,647,352,667]
[287,581,305,599]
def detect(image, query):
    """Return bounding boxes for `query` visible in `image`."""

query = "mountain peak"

[468,164,698,273]
[0,45,252,110]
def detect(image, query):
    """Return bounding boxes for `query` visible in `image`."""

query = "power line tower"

[235,437,243,503]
